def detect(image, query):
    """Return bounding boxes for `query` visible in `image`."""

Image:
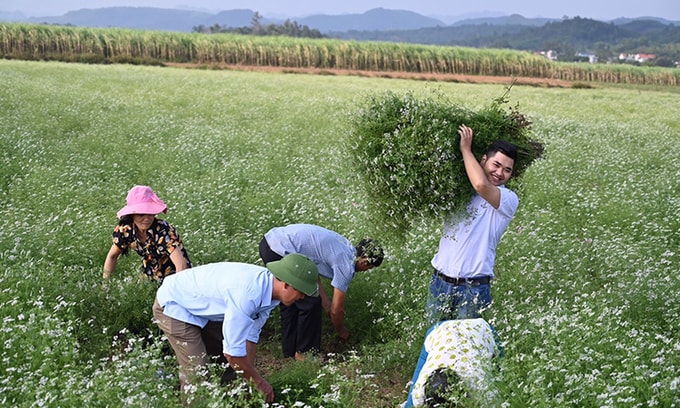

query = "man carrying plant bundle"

[427,124,519,324]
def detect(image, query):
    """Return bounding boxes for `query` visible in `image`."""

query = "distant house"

[635,53,656,63]
[535,50,557,61]
[619,53,656,63]
[576,52,598,63]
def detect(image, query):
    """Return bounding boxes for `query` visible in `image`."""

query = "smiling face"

[481,151,514,186]
[132,214,155,231]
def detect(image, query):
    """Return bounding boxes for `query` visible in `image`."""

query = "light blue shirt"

[265,224,356,293]
[156,262,278,357]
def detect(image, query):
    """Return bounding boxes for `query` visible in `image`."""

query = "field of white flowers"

[0,59,678,407]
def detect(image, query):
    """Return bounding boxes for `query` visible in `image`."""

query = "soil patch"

[165,62,577,88]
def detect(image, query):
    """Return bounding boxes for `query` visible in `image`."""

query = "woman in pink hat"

[103,185,192,283]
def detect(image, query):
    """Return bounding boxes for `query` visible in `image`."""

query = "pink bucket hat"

[116,185,167,218]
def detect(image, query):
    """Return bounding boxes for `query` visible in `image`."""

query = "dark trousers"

[259,236,283,264]
[201,321,236,385]
[280,296,322,357]
[259,236,322,357]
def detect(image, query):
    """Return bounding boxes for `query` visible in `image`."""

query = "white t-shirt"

[431,186,518,278]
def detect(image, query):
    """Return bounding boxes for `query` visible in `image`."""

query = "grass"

[0,59,679,407]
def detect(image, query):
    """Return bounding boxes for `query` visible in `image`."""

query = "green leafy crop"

[348,86,543,232]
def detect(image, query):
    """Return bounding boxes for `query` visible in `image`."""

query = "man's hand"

[254,377,275,403]
[226,350,274,403]
[458,124,474,151]
[337,327,351,341]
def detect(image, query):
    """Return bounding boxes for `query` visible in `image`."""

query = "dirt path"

[165,62,577,88]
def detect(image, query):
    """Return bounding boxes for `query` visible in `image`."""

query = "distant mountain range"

[1,6,677,34]
[297,8,445,32]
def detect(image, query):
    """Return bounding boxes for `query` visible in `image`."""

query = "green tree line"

[192,12,326,39]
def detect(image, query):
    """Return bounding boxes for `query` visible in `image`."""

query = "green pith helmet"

[267,253,319,296]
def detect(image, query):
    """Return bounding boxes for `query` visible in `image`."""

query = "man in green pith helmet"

[152,253,319,403]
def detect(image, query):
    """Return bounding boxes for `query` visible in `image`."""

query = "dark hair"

[424,368,466,408]
[355,238,384,267]
[118,214,134,227]
[486,140,518,162]
[116,215,134,256]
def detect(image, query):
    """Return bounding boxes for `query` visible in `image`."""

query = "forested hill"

[332,17,680,66]
[335,16,679,49]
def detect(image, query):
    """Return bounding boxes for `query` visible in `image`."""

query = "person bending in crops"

[103,185,191,283]
[259,224,384,360]
[404,318,502,407]
[427,125,519,324]
[152,254,319,404]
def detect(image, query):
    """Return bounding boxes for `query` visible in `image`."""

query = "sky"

[4,0,679,21]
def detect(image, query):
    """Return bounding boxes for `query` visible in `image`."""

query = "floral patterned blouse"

[406,318,498,407]
[112,218,191,283]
